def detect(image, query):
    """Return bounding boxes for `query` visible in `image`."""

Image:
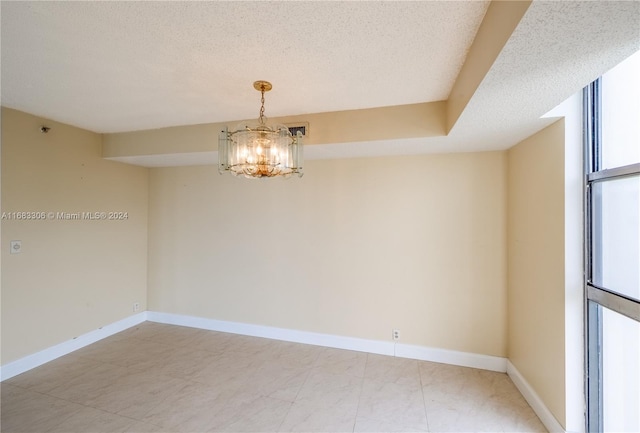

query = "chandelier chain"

[259,87,266,124]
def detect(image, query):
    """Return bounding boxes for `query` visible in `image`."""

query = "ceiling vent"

[286,123,309,138]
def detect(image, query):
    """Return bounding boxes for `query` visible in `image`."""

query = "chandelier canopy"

[218,81,303,179]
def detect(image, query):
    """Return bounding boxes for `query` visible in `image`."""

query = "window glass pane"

[592,175,640,301]
[601,50,640,169]
[602,306,640,433]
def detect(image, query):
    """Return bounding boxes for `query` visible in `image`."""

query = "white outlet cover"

[10,240,22,254]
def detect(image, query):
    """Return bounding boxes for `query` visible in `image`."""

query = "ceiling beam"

[446,0,532,133]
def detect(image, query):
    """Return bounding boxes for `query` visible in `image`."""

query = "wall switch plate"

[10,240,22,254]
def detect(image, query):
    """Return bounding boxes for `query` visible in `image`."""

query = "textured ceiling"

[1,1,639,162]
[1,1,488,133]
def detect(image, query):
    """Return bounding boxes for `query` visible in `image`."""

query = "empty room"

[1,1,639,432]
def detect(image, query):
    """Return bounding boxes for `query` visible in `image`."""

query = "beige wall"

[1,108,149,364]
[148,152,508,357]
[507,119,566,427]
[1,105,579,429]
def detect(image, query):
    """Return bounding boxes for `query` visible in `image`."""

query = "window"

[585,50,640,433]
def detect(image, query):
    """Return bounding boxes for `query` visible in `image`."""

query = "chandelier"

[218,81,303,179]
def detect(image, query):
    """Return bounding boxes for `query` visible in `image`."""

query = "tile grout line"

[350,352,370,433]
[6,382,148,432]
[54,329,224,430]
[273,346,321,433]
[418,364,431,433]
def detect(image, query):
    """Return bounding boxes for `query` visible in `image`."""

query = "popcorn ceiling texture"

[1,1,639,158]
[0,1,488,133]
[449,0,640,152]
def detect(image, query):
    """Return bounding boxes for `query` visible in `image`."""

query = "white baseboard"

[507,360,566,433]
[1,310,509,382]
[396,343,506,372]
[0,312,147,381]
[146,311,394,356]
[147,311,507,372]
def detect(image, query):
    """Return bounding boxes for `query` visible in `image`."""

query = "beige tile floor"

[1,322,547,433]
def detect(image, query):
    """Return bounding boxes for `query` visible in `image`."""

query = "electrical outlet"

[392,329,400,341]
[133,302,140,312]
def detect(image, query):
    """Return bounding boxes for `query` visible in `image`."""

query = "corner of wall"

[506,91,586,433]
[1,108,150,364]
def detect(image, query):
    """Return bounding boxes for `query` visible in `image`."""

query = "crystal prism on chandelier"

[218,81,303,179]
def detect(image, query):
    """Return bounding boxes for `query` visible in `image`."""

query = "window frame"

[584,78,640,433]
